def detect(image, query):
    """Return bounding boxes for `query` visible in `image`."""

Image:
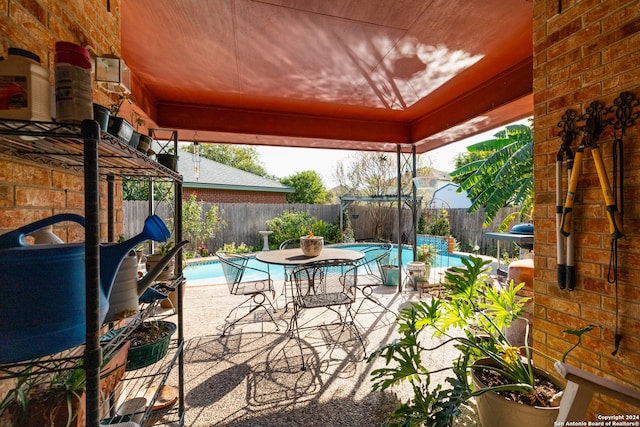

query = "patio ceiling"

[121,0,533,154]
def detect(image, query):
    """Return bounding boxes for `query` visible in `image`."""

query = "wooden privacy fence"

[123,201,521,256]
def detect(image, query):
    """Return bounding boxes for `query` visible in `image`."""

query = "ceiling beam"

[410,58,534,143]
[155,103,411,143]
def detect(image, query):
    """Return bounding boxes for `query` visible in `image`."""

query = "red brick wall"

[0,0,124,241]
[533,0,640,417]
[184,188,288,204]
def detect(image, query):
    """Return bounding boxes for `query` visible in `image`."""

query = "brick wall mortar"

[534,0,640,418]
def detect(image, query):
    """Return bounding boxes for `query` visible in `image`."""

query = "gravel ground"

[160,280,480,427]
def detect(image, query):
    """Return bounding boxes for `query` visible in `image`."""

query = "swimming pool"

[183,243,466,286]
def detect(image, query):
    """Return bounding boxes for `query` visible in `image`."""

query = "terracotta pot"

[100,340,131,398]
[161,279,185,309]
[472,358,560,427]
[146,253,175,282]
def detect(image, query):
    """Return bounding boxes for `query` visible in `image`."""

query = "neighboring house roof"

[177,151,294,193]
[429,183,472,209]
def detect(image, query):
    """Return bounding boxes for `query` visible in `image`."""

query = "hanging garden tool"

[560,100,625,290]
[556,110,577,290]
[607,91,638,355]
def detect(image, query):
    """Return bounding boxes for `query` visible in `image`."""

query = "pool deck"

[154,276,481,426]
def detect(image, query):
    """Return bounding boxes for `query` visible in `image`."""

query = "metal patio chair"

[289,259,365,370]
[353,243,393,315]
[216,251,279,336]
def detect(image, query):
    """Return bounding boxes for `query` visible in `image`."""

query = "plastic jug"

[55,41,93,123]
[0,47,51,121]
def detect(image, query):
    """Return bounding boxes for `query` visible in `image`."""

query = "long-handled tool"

[561,102,624,243]
[556,110,577,289]
[560,102,625,291]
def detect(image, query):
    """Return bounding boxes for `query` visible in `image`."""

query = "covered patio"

[1,0,638,425]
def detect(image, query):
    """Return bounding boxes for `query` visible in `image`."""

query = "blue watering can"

[0,213,171,364]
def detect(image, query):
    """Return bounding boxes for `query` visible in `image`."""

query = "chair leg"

[289,304,306,371]
[281,277,295,313]
[221,292,280,337]
[354,284,393,316]
[345,305,367,358]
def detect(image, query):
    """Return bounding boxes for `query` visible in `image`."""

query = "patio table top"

[255,247,364,266]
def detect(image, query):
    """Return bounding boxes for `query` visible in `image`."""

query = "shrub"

[424,208,450,236]
[266,210,340,245]
[219,242,254,254]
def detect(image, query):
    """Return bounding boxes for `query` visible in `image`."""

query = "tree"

[449,123,533,229]
[182,194,226,255]
[122,176,174,201]
[334,151,432,197]
[280,171,328,204]
[334,152,396,196]
[182,143,269,177]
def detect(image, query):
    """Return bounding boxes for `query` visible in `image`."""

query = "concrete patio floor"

[158,279,480,426]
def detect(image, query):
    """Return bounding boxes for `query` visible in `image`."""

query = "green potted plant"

[368,255,595,427]
[107,94,135,146]
[409,243,439,289]
[155,147,178,171]
[0,341,130,427]
[381,254,399,286]
[145,241,175,282]
[130,110,152,154]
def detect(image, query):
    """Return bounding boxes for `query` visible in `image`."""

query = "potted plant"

[121,320,176,371]
[0,342,130,427]
[130,110,152,154]
[145,241,175,282]
[381,255,399,287]
[107,94,135,146]
[409,243,439,288]
[299,230,323,257]
[368,255,595,427]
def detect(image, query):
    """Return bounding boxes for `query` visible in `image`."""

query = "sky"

[255,119,530,187]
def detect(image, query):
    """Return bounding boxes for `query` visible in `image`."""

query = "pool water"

[184,244,465,286]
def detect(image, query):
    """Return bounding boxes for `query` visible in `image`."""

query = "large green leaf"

[451,123,533,227]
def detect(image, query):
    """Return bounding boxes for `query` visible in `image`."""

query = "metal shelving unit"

[0,118,184,426]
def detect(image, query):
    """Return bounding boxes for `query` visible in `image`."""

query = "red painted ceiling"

[121,0,533,153]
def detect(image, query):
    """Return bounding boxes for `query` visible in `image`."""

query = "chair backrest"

[279,238,301,249]
[291,259,357,307]
[216,252,248,293]
[357,244,392,279]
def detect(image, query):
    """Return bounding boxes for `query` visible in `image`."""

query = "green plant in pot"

[130,110,152,155]
[409,243,439,288]
[381,254,399,287]
[107,94,135,146]
[368,255,595,427]
[0,342,130,427]
[155,147,178,171]
[145,240,175,282]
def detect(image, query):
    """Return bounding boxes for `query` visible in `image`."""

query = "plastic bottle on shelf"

[54,41,93,123]
[0,47,51,121]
